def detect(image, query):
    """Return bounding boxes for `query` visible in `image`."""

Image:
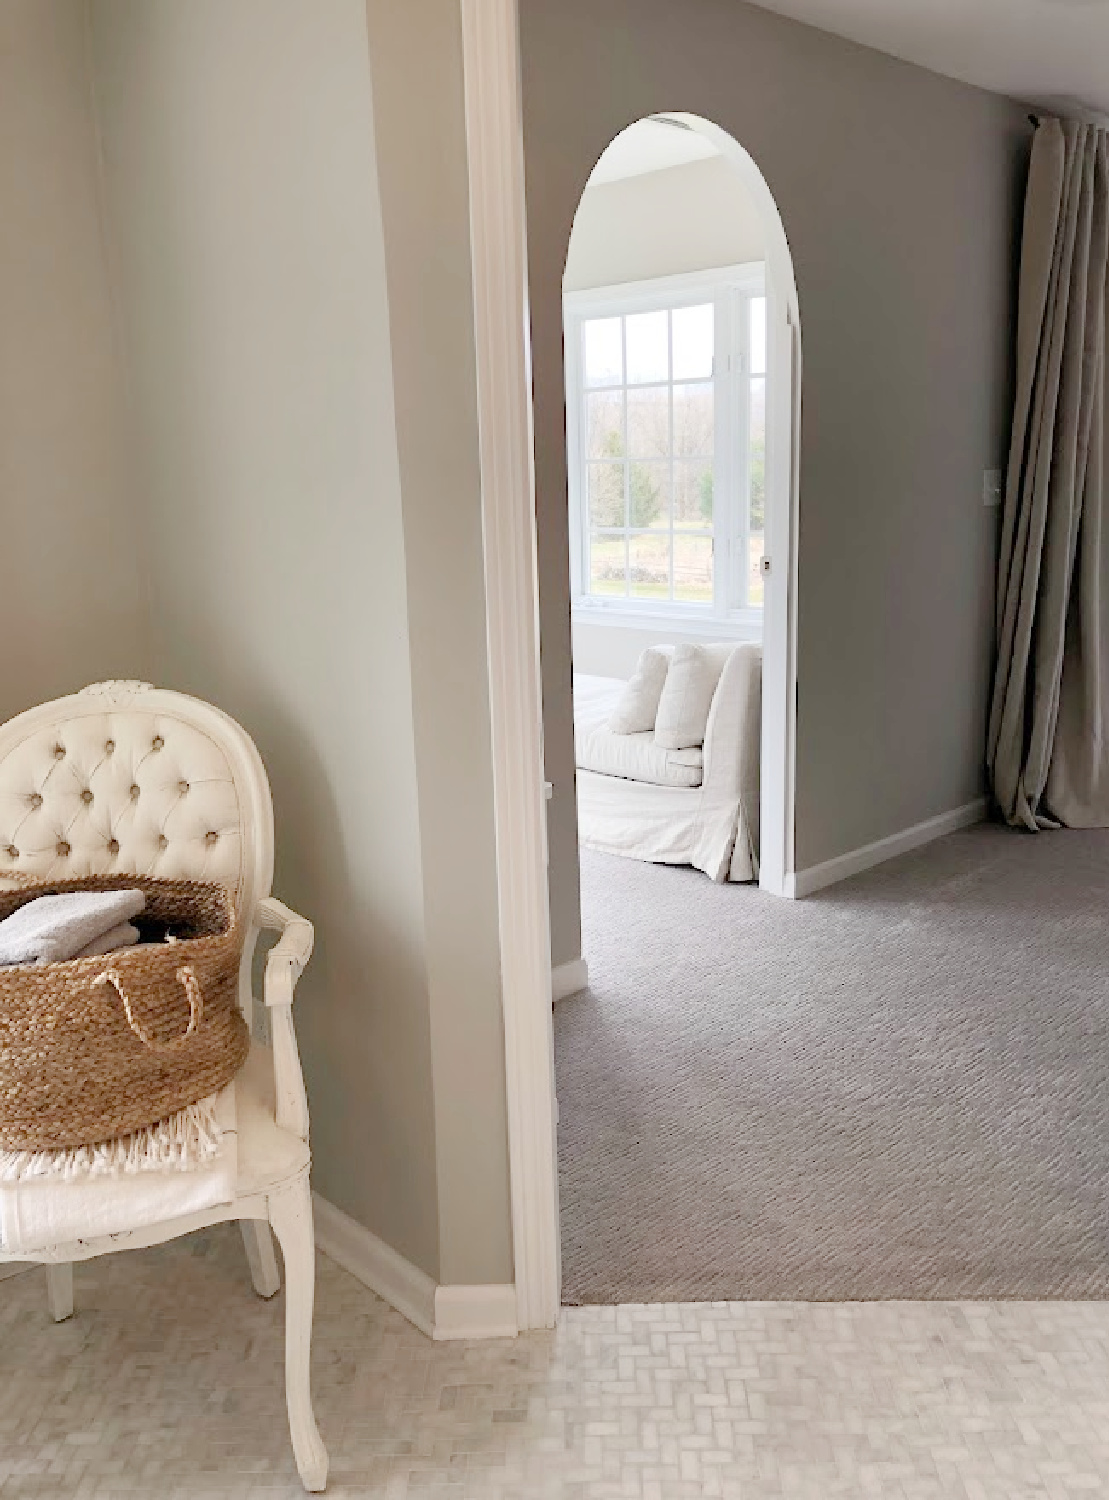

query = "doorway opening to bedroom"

[553,113,801,1304]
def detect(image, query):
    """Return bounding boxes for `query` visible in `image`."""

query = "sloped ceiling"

[749,0,1109,117]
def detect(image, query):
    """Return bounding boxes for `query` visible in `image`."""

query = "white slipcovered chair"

[0,681,328,1492]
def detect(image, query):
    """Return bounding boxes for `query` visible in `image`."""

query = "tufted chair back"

[0,681,274,1016]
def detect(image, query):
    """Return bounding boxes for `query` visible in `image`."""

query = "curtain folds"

[988,117,1109,830]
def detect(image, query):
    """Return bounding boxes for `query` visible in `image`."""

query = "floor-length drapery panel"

[988,118,1109,829]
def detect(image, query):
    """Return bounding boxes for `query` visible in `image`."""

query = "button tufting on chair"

[205,830,219,846]
[107,838,119,855]
[56,841,70,857]
[157,834,168,850]
[104,740,115,754]
[152,736,164,751]
[6,846,17,859]
[0,702,247,893]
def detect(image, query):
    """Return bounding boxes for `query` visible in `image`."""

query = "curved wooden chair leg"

[46,1263,73,1323]
[268,1179,328,1492]
[240,1218,281,1299]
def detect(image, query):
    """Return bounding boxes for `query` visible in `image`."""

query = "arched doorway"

[563,112,801,896]
[553,113,803,1305]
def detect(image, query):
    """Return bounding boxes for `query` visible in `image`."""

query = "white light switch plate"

[983,469,1003,507]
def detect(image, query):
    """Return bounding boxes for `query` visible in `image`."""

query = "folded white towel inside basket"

[0,888,145,966]
[72,920,140,959]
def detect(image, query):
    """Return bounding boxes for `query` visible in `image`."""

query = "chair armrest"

[255,897,314,1143]
[258,897,314,1007]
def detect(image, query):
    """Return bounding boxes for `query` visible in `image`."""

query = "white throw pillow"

[654,644,718,750]
[607,647,670,735]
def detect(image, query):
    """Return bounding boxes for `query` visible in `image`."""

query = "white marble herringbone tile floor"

[4,1225,1109,1498]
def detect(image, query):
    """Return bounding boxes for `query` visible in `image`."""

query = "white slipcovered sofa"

[573,643,762,883]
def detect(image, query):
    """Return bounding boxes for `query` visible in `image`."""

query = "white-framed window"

[564,263,767,632]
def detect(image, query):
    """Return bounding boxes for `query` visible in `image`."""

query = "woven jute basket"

[0,875,250,1151]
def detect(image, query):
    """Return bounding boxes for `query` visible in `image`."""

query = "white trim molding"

[785,799,988,899]
[313,1195,518,1342]
[551,956,589,1003]
[565,261,766,314]
[460,0,561,1330]
[313,1194,436,1339]
[571,603,763,642]
[434,1284,518,1341]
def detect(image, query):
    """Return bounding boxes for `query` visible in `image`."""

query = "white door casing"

[459,0,562,1330]
[459,5,801,1326]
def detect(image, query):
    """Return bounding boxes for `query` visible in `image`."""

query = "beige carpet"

[555,823,1109,1304]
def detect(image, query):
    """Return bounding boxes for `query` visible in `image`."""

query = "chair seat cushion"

[577,725,704,788]
[0,1043,308,1251]
[575,674,703,788]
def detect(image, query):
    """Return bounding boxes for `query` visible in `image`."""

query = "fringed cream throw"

[0,1080,238,1255]
[0,1095,224,1183]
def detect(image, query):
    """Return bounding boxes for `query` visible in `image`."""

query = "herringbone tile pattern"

[3,1225,1109,1496]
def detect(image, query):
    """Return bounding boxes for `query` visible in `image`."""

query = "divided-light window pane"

[672,303,714,380]
[586,389,623,459]
[629,532,671,600]
[589,531,627,596]
[749,376,766,531]
[748,372,766,606]
[588,461,625,529]
[749,297,767,377]
[626,386,669,459]
[629,462,671,530]
[625,310,669,384]
[673,459,714,529]
[584,317,623,387]
[674,534,713,603]
[673,382,714,458]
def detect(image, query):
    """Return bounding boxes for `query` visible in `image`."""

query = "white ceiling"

[587,119,721,186]
[748,0,1109,118]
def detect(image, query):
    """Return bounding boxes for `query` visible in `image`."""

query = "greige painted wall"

[521,0,1027,934]
[572,621,761,683]
[362,0,512,1287]
[87,0,443,1277]
[564,156,765,293]
[0,0,149,724]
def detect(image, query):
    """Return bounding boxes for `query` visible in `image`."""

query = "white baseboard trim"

[434,1283,518,1341]
[785,798,987,899]
[313,1193,436,1339]
[313,1194,518,1341]
[551,956,589,1002]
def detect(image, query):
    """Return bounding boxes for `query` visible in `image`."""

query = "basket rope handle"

[93,965,204,1054]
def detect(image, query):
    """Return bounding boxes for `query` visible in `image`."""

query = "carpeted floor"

[555,823,1109,1304]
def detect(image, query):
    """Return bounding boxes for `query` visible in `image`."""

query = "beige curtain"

[988,118,1109,829]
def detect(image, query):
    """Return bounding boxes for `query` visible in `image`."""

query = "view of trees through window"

[576,290,766,612]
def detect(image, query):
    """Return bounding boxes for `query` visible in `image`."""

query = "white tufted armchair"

[0,681,328,1492]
